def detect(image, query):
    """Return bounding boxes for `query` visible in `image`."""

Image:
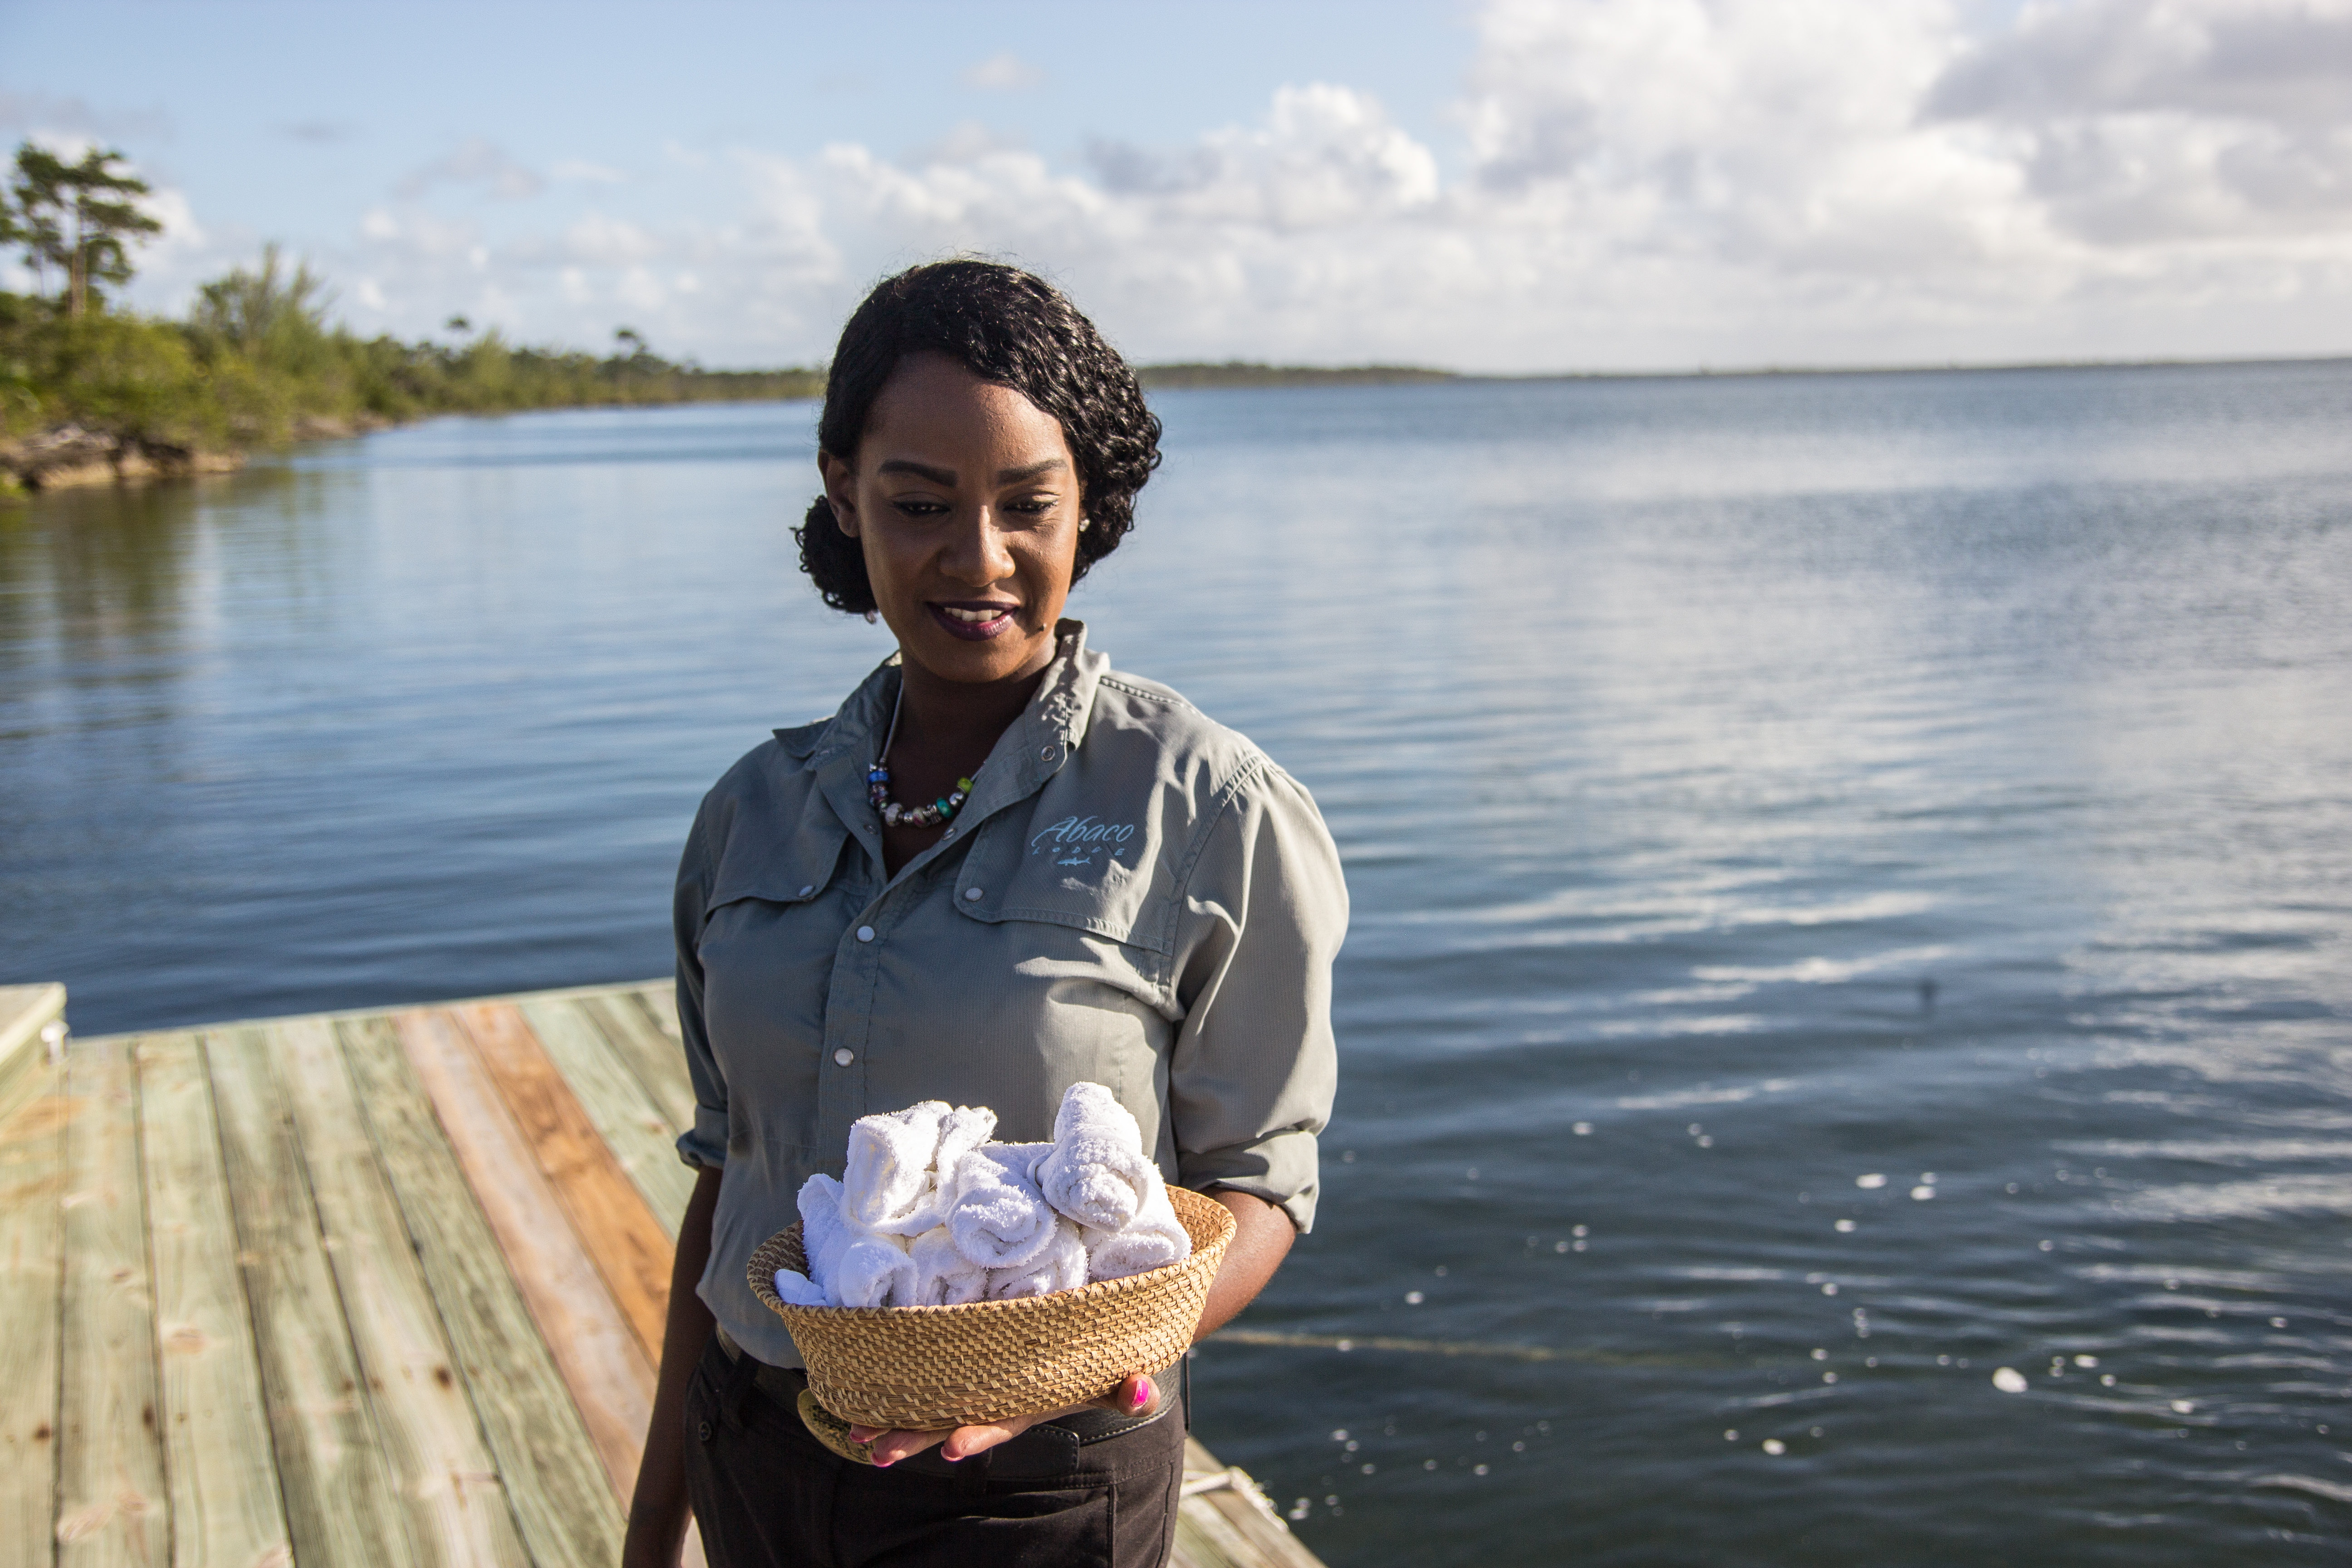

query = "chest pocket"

[951,811,1176,981]
[702,792,853,925]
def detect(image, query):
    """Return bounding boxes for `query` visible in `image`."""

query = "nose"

[939,506,1016,587]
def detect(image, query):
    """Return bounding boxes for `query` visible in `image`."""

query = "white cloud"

[133,185,209,269]
[556,212,661,265]
[551,158,627,184]
[960,52,1047,92]
[914,121,1032,167]
[397,137,544,201]
[118,0,2352,369]
[1091,83,1441,228]
[1926,0,2352,242]
[0,91,172,145]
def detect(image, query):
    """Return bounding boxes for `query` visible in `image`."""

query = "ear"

[818,450,860,538]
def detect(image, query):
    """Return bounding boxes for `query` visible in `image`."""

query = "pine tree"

[9,143,164,317]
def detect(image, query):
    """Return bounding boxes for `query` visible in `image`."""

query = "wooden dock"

[0,980,1324,1568]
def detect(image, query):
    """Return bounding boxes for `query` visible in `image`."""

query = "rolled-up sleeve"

[673,795,732,1171]
[1167,760,1348,1231]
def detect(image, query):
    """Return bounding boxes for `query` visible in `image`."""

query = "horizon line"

[1130,350,2352,385]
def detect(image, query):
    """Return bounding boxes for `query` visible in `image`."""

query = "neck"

[892,642,1058,764]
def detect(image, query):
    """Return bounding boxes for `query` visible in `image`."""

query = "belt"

[714,1324,1176,1461]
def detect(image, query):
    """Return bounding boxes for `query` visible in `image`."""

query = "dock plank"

[1186,1488,1327,1568]
[575,992,698,1147]
[134,1032,289,1568]
[392,1008,654,1500]
[516,998,696,1236]
[56,1041,167,1567]
[630,983,682,1045]
[1173,1437,1327,1568]
[268,1019,528,1568]
[339,1016,622,1568]
[0,981,66,1086]
[451,1003,672,1362]
[204,1025,414,1568]
[0,1052,65,1568]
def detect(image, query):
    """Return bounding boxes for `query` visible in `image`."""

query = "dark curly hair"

[795,260,1163,615]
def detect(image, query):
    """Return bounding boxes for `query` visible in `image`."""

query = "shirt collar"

[786,618,1101,760]
[786,619,1106,855]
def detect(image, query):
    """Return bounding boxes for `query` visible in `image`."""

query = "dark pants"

[683,1334,1187,1568]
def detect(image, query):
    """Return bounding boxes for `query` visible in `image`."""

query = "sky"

[4,0,2349,372]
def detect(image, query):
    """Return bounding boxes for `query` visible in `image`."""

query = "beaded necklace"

[867,684,977,829]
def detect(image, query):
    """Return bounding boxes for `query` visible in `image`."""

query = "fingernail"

[1130,1377,1154,1411]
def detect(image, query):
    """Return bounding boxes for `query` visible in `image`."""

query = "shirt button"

[799,884,814,897]
[856,925,875,942]
[833,1048,854,1067]
[964,886,983,901]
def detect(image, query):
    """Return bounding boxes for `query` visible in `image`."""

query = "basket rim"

[748,1184,1235,1321]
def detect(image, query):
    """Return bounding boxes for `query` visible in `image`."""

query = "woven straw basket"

[748,1185,1235,1430]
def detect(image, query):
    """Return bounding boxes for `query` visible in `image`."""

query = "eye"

[890,498,951,518]
[1005,492,1062,516]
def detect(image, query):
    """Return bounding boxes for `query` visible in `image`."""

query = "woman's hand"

[849,1369,1164,1468]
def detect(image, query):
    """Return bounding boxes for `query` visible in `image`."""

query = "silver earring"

[863,609,879,624]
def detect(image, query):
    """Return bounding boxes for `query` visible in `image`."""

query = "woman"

[623,261,1346,1568]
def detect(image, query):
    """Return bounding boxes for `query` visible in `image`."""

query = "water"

[6,365,2351,1563]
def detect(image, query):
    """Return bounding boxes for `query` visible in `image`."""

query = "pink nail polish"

[1131,1378,1153,1411]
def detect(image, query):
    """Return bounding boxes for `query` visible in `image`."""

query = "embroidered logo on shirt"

[1029,815,1137,868]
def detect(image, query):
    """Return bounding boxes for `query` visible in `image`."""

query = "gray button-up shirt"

[674,621,1347,1367]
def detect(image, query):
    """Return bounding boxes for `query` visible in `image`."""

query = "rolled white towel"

[830,1231,916,1308]
[1035,1082,1158,1232]
[946,1142,1058,1269]
[985,1219,1090,1300]
[797,1172,854,1283]
[843,1100,951,1235]
[797,1170,916,1306]
[907,1224,990,1306]
[772,1268,832,1308]
[1080,1167,1192,1282]
[928,1103,998,1202]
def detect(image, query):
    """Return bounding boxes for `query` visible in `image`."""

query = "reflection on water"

[4,367,2351,1564]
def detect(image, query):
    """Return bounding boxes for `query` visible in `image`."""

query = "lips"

[928,601,1020,641]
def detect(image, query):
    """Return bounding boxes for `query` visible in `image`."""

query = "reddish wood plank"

[449,1004,672,1364]
[391,1009,653,1501]
[337,1018,622,1568]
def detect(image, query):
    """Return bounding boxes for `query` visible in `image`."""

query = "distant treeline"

[1135,361,1455,388]
[0,250,824,460]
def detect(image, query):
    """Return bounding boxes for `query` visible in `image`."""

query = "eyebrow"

[876,458,957,484]
[873,456,1070,486]
[993,457,1068,485]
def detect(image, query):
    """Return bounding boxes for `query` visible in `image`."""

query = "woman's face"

[820,352,1084,691]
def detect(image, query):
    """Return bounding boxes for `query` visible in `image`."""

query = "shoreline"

[10,349,2341,499]
[0,423,248,494]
